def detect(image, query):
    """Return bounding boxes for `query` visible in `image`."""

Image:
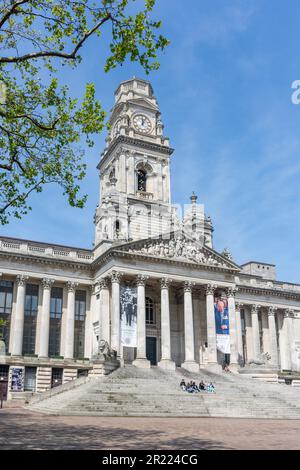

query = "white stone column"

[110,271,122,357]
[182,281,199,372]
[227,287,238,366]
[99,278,110,344]
[206,284,217,364]
[64,281,78,359]
[268,306,279,369]
[84,286,93,359]
[251,304,261,360]
[133,274,150,368]
[11,275,28,356]
[235,302,244,365]
[158,278,176,370]
[38,278,54,357]
[244,306,253,362]
[281,309,294,371]
[262,310,270,354]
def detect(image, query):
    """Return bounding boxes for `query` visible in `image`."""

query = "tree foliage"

[0,318,6,339]
[0,0,169,224]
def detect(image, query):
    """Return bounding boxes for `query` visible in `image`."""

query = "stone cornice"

[0,250,93,273]
[98,135,174,169]
[237,284,300,301]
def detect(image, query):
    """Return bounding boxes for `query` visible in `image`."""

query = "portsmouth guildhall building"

[1,78,300,400]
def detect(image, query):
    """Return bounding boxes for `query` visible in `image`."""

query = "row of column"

[98,273,240,372]
[97,273,294,371]
[11,275,89,359]
[235,303,294,370]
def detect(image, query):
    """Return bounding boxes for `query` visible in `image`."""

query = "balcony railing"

[0,239,94,263]
[136,191,154,201]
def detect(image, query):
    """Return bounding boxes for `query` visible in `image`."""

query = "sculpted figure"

[169,243,175,257]
[96,339,117,361]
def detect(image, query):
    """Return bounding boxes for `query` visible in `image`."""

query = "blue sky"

[2,0,300,283]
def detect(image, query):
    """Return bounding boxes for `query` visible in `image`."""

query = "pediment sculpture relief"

[125,236,233,268]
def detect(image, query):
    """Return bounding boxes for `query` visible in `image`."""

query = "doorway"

[0,365,9,401]
[146,337,157,365]
[24,367,37,392]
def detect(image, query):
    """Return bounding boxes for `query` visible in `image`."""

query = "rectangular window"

[49,287,63,356]
[23,322,36,356]
[146,297,155,325]
[0,280,13,353]
[75,290,86,321]
[25,284,39,317]
[50,287,63,319]
[74,291,86,358]
[0,280,13,315]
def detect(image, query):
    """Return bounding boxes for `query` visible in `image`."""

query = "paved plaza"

[1,407,300,450]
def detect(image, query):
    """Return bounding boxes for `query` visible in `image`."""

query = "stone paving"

[1,408,300,450]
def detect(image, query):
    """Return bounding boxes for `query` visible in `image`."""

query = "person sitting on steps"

[199,380,206,391]
[207,382,216,393]
[180,379,186,391]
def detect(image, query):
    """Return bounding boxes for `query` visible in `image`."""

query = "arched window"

[137,169,147,192]
[146,297,155,324]
[114,219,121,236]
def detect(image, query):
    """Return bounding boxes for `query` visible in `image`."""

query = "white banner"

[216,334,230,354]
[120,285,137,347]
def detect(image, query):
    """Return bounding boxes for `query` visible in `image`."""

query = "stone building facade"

[1,78,300,398]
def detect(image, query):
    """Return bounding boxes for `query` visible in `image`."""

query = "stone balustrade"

[0,238,94,262]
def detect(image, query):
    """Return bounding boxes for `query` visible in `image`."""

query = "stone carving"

[126,235,233,268]
[16,274,29,286]
[284,309,294,318]
[247,352,271,367]
[183,281,195,292]
[42,278,54,289]
[94,340,117,361]
[227,287,238,298]
[268,306,277,316]
[221,248,233,261]
[110,271,123,283]
[161,277,172,289]
[206,284,217,295]
[136,274,149,286]
[67,281,79,292]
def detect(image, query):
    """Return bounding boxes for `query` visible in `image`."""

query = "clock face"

[133,114,152,134]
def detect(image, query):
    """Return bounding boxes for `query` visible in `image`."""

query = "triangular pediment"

[114,232,240,271]
[127,97,158,111]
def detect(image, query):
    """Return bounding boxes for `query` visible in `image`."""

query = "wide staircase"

[27,365,300,419]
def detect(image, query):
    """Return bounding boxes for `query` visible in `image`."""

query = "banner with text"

[120,285,137,347]
[214,297,230,354]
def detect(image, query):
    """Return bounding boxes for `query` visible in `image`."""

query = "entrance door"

[51,368,63,388]
[24,367,36,392]
[0,365,9,401]
[146,337,157,365]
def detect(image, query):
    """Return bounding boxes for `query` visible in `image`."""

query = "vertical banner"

[11,367,24,392]
[120,285,137,347]
[214,296,230,354]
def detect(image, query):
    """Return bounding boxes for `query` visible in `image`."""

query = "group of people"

[180,379,216,393]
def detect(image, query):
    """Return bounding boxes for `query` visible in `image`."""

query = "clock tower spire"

[94,78,175,250]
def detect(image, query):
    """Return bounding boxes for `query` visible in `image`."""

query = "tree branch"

[0,13,112,63]
[0,0,31,29]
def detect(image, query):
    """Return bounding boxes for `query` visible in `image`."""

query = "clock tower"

[94,78,177,249]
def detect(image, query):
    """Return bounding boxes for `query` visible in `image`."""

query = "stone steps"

[27,365,300,419]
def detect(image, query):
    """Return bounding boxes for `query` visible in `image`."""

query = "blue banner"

[214,297,230,354]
